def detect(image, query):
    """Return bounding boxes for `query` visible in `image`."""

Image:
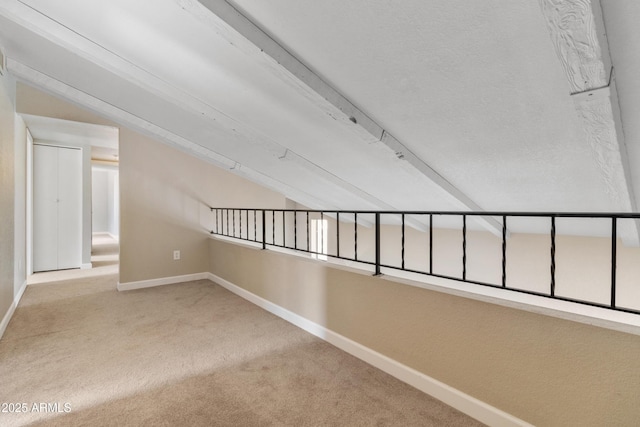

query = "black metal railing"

[210,208,640,315]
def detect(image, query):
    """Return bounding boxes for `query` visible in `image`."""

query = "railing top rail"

[210,207,640,219]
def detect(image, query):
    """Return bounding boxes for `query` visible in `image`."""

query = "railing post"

[320,211,324,255]
[462,214,467,281]
[306,211,310,252]
[429,214,433,274]
[502,215,507,288]
[550,216,556,297]
[401,213,405,270]
[375,212,381,276]
[261,210,266,250]
[354,212,358,261]
[611,217,617,308]
[237,210,240,238]
[336,212,340,258]
[294,210,298,250]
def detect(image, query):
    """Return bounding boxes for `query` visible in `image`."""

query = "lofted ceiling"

[0,0,638,238]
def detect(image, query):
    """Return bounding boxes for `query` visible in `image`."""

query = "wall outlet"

[173,250,181,260]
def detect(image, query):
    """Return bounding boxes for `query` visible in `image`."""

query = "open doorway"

[23,114,120,284]
[92,164,119,240]
[91,163,119,270]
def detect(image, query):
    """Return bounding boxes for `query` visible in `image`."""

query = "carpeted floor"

[0,235,483,426]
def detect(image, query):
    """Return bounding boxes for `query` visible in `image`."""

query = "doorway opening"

[24,114,120,284]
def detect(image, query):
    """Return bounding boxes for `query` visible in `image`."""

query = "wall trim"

[117,272,210,291]
[81,263,92,270]
[0,280,27,340]
[207,272,532,427]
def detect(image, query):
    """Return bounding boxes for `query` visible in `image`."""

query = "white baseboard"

[207,272,532,427]
[117,272,210,291]
[15,280,27,303]
[0,280,27,340]
[107,233,119,241]
[81,263,92,270]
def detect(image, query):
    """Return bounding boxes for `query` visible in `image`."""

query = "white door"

[33,144,82,272]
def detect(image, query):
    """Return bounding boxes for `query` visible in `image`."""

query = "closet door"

[57,147,82,269]
[33,145,59,272]
[33,144,82,272]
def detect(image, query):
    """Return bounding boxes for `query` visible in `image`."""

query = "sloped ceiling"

[0,0,637,235]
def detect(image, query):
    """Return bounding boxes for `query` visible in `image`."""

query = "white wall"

[107,170,119,238]
[0,65,16,331]
[92,168,108,232]
[92,165,119,239]
[0,65,27,339]
[25,129,32,275]
[13,114,26,294]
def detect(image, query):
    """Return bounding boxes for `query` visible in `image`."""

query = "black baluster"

[502,215,507,288]
[550,216,556,297]
[354,212,358,261]
[261,210,266,249]
[320,211,324,255]
[375,212,381,275]
[462,215,466,281]
[401,213,405,270]
[611,217,617,308]
[429,214,433,274]
[306,211,310,251]
[336,212,340,258]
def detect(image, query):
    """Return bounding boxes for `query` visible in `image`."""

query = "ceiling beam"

[192,0,504,236]
[538,0,639,246]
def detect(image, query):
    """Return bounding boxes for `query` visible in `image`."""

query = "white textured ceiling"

[0,0,637,236]
[225,0,616,211]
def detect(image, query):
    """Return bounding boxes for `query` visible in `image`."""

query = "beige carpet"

[0,236,483,426]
